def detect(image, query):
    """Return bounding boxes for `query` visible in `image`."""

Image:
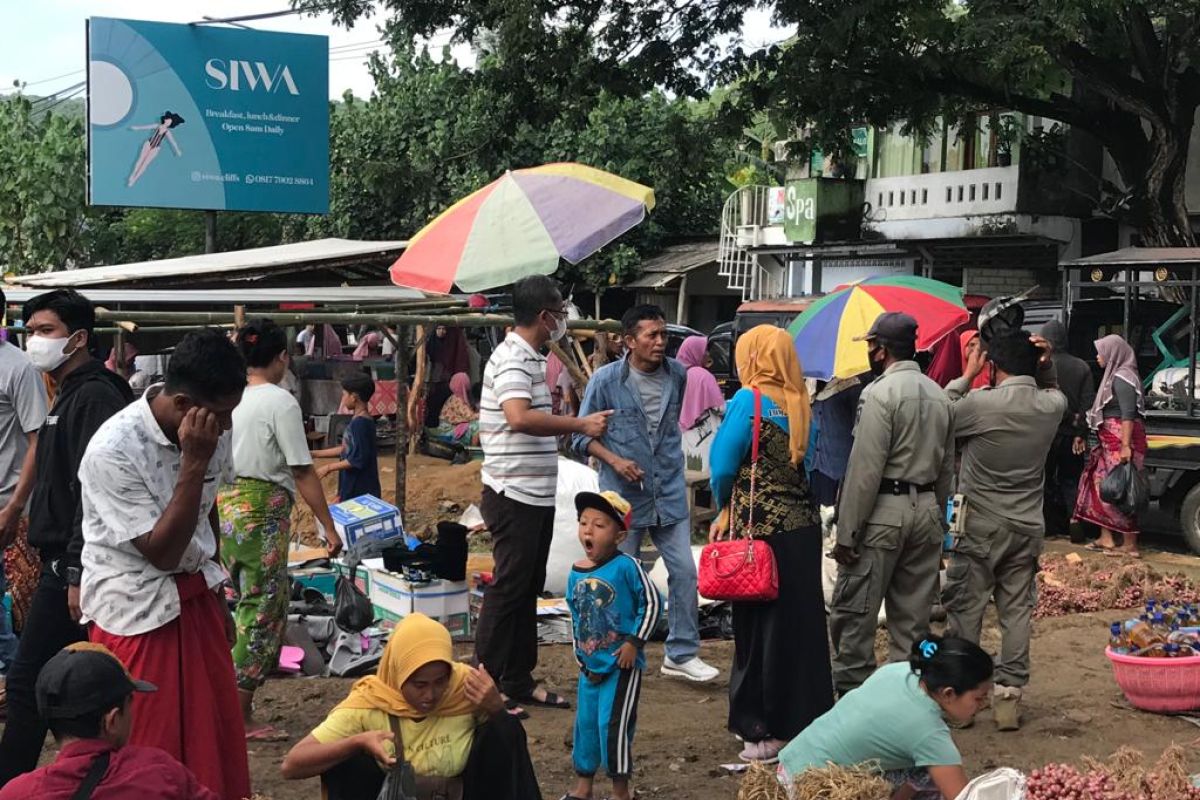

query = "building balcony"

[864,164,1020,223]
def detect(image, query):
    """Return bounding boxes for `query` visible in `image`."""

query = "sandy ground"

[16,456,1200,798]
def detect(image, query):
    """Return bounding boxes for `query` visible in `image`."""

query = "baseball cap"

[575,490,633,531]
[854,311,918,345]
[36,643,156,720]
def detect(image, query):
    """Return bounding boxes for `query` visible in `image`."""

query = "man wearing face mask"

[76,329,249,799]
[474,276,612,716]
[0,289,132,788]
[829,312,956,697]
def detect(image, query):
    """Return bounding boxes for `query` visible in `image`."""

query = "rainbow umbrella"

[787,275,968,380]
[389,163,655,293]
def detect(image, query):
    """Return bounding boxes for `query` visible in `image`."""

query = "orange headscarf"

[735,325,811,466]
[959,330,989,390]
[334,613,476,719]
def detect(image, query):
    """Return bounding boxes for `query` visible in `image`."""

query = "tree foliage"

[289,41,730,290]
[304,0,1200,245]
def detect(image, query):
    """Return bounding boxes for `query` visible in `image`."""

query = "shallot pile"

[1028,746,1200,800]
[1035,555,1200,618]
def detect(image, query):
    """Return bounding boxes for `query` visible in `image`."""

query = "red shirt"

[0,739,219,800]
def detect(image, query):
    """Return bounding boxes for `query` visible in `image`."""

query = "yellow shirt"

[311,708,476,778]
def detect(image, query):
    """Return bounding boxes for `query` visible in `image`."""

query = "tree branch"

[1124,4,1163,86]
[1056,42,1162,121]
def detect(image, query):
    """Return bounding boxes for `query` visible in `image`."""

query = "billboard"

[87,17,328,214]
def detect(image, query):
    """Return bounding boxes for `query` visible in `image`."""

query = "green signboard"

[783,180,819,242]
[782,178,866,243]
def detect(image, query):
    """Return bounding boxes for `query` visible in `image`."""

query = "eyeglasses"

[542,307,567,317]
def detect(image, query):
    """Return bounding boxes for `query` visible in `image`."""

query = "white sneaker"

[661,656,719,683]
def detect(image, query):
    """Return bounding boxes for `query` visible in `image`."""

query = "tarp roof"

[1063,247,1200,267]
[626,241,719,289]
[12,238,409,289]
[1,285,425,305]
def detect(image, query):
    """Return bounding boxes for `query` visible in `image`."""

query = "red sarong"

[1073,418,1148,535]
[90,573,251,800]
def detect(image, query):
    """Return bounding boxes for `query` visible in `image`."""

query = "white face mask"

[548,313,567,343]
[26,334,76,373]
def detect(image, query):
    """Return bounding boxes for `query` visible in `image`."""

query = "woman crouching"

[282,613,540,800]
[777,635,993,799]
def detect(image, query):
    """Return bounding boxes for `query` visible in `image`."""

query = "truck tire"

[1180,484,1200,555]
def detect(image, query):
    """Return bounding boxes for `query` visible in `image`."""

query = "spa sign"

[86,17,329,213]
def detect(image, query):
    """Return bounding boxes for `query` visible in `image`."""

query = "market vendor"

[280,613,541,800]
[777,634,993,800]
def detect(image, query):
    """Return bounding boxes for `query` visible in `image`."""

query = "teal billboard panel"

[87,17,329,214]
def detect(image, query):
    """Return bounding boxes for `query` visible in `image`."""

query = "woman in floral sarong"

[1074,335,1147,558]
[220,319,342,741]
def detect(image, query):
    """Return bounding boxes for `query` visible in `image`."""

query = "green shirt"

[779,662,961,774]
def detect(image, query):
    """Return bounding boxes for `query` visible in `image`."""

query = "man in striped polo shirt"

[475,275,612,715]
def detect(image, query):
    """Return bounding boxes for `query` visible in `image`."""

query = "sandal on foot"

[504,698,530,720]
[1085,543,1115,553]
[516,690,571,710]
[245,725,290,742]
[1105,549,1141,559]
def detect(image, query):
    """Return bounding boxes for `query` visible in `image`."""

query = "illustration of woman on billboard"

[126,111,185,187]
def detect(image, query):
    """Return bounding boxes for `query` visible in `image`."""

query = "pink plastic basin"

[1106,646,1200,712]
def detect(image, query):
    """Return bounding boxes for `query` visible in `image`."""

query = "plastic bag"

[334,562,374,633]
[1100,461,1150,516]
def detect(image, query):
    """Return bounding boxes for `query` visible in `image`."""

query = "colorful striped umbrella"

[787,275,968,380]
[389,163,655,293]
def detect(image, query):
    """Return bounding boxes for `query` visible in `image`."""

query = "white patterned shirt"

[479,332,557,506]
[78,385,233,636]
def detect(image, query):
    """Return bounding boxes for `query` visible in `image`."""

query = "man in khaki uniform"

[942,329,1065,731]
[830,312,955,696]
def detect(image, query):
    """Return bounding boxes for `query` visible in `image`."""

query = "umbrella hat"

[390,163,655,294]
[787,275,968,380]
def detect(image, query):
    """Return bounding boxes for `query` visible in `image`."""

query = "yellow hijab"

[335,613,476,719]
[735,325,811,466]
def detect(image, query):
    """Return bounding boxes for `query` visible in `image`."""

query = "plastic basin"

[1106,646,1200,712]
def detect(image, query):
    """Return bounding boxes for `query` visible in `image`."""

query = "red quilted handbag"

[698,389,779,603]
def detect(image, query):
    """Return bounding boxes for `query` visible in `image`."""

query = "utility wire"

[17,68,84,87]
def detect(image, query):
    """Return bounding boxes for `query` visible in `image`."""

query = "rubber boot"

[993,685,1022,731]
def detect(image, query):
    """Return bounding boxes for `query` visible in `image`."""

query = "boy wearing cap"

[562,491,661,800]
[0,642,217,799]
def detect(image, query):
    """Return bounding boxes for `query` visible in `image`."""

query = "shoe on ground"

[993,685,1021,732]
[738,740,781,764]
[661,656,719,683]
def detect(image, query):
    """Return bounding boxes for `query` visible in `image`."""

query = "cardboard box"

[369,569,470,638]
[330,495,404,547]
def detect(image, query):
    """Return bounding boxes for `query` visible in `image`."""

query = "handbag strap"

[738,388,762,542]
[70,751,111,800]
[387,715,406,769]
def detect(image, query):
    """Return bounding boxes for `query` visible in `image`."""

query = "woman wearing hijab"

[677,336,726,472]
[282,613,541,800]
[432,371,481,446]
[707,325,833,764]
[958,331,990,391]
[1075,334,1147,557]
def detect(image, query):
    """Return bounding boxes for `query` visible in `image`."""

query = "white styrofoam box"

[368,569,470,637]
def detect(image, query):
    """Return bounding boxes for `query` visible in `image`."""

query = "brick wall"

[962,268,1057,298]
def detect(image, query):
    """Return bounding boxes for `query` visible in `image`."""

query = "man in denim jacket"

[573,305,719,683]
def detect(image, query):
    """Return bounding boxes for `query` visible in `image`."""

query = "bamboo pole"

[548,340,589,392]
[394,326,410,515]
[83,308,621,330]
[408,325,427,455]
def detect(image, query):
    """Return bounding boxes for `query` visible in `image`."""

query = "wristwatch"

[66,566,82,586]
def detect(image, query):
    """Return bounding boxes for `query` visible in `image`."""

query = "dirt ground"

[17,456,1200,798]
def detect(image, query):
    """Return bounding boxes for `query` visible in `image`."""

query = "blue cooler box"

[330,495,404,547]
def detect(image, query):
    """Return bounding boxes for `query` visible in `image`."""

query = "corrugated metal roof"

[627,242,719,288]
[12,238,408,289]
[1064,247,1200,267]
[1,285,426,305]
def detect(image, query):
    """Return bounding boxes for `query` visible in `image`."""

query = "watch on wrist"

[66,566,82,586]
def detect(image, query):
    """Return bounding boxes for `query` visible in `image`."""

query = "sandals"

[1085,543,1116,553]
[245,725,290,742]
[515,689,571,710]
[504,698,530,720]
[1104,549,1142,559]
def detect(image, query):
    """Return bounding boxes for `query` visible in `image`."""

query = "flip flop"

[1085,543,1115,553]
[504,698,530,720]
[245,725,290,742]
[516,690,571,710]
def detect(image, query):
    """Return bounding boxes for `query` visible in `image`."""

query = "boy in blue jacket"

[562,490,661,800]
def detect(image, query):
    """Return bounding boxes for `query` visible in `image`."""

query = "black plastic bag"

[334,562,374,633]
[1100,461,1150,516]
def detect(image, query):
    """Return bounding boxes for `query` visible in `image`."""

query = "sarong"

[1073,418,1147,536]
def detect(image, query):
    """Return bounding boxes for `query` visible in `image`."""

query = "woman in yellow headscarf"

[281,613,540,800]
[707,325,834,765]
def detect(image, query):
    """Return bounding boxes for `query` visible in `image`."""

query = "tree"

[303,0,1200,246]
[0,95,89,273]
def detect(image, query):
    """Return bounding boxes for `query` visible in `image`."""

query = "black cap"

[36,644,156,720]
[855,311,918,345]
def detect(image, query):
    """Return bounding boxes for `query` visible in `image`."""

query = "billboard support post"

[205,211,216,253]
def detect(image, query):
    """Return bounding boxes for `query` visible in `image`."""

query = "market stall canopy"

[12,238,408,289]
[389,163,655,294]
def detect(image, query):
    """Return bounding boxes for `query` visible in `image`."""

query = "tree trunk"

[1133,113,1197,247]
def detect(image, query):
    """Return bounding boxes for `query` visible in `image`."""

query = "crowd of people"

[0,275,1151,799]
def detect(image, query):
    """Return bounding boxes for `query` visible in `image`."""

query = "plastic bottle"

[1110,622,1128,653]
[1141,643,1169,658]
[1127,619,1166,650]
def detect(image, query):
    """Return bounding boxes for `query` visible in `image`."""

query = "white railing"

[863,164,1020,222]
[718,185,784,300]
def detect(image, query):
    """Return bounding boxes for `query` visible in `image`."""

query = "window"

[995,182,1003,200]
[969,184,976,201]
[982,183,990,200]
[922,189,928,204]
